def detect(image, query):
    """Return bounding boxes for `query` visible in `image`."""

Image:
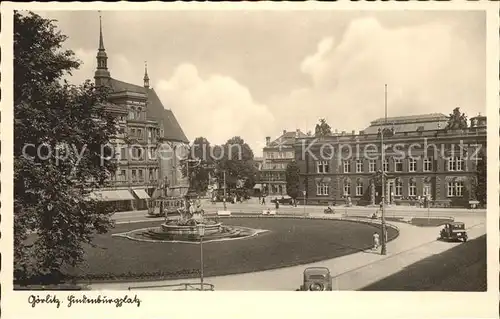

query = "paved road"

[96,207,485,291]
[111,203,485,225]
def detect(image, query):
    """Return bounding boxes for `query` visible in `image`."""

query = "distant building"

[90,17,189,211]
[261,129,307,196]
[295,113,486,208]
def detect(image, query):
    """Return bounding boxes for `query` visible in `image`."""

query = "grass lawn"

[65,218,398,282]
[361,235,487,291]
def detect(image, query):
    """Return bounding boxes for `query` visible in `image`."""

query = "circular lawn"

[66,217,398,282]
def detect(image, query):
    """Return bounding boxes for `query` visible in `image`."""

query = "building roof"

[267,130,307,148]
[364,113,449,134]
[109,78,189,143]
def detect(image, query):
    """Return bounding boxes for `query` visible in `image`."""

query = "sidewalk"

[92,213,486,291]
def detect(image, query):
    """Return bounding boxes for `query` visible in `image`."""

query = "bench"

[262,210,276,216]
[217,211,232,216]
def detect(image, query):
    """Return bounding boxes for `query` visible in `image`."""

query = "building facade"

[295,113,486,208]
[261,129,307,196]
[90,17,189,211]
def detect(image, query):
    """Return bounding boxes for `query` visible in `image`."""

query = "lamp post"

[197,223,206,290]
[380,84,388,256]
[302,190,306,215]
[223,170,227,211]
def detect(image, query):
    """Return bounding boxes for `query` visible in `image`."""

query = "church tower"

[144,61,150,89]
[94,13,111,87]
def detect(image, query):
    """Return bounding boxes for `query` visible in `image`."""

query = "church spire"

[94,11,111,87]
[99,13,105,51]
[144,61,150,89]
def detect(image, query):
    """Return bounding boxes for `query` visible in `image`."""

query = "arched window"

[355,179,363,196]
[395,178,402,196]
[343,178,351,196]
[408,177,417,197]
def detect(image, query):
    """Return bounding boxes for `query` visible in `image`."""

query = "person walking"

[373,232,380,250]
[262,196,266,205]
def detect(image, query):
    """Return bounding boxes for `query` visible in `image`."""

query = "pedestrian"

[373,232,380,250]
[275,199,280,210]
[262,196,266,205]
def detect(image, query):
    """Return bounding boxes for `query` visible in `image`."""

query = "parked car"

[297,267,333,291]
[439,222,468,242]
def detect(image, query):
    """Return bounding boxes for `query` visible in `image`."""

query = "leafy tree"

[14,12,118,283]
[285,161,301,202]
[314,118,332,137]
[446,107,468,130]
[215,136,256,190]
[475,148,487,205]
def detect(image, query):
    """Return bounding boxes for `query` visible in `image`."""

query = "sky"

[36,10,486,156]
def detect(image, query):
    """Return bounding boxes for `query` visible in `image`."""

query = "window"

[131,169,137,181]
[343,161,351,173]
[448,157,464,171]
[131,128,136,136]
[119,170,126,181]
[408,158,417,172]
[395,179,402,196]
[149,168,154,181]
[138,129,143,139]
[383,159,389,172]
[423,184,431,197]
[447,181,464,197]
[394,158,402,172]
[356,181,363,196]
[317,161,329,174]
[368,160,376,173]
[408,180,417,197]
[356,160,363,173]
[128,111,135,120]
[138,169,144,181]
[138,148,143,160]
[316,183,329,196]
[343,180,351,196]
[423,157,432,172]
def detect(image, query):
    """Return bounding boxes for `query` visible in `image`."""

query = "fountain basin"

[160,222,223,236]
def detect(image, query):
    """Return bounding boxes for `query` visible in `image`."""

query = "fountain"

[160,198,223,236]
[117,195,267,243]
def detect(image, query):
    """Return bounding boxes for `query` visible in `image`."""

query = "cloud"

[156,64,275,154]
[68,49,133,86]
[269,17,485,134]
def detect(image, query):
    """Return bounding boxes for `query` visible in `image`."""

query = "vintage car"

[297,267,333,291]
[439,222,468,242]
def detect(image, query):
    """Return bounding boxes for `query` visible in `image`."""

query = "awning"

[253,183,263,190]
[87,190,135,202]
[133,189,151,200]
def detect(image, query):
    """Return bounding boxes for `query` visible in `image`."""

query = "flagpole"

[381,84,388,255]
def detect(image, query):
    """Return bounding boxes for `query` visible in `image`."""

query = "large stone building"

[295,113,486,208]
[261,129,307,196]
[90,17,189,211]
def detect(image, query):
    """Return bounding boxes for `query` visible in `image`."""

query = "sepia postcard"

[1,1,499,319]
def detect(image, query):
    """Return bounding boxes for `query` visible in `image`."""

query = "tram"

[147,195,186,218]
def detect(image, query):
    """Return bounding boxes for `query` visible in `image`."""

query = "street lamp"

[380,84,388,256]
[197,223,206,290]
[302,190,306,215]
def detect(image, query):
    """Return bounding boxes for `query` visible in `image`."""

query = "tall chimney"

[266,136,271,146]
[283,130,287,135]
